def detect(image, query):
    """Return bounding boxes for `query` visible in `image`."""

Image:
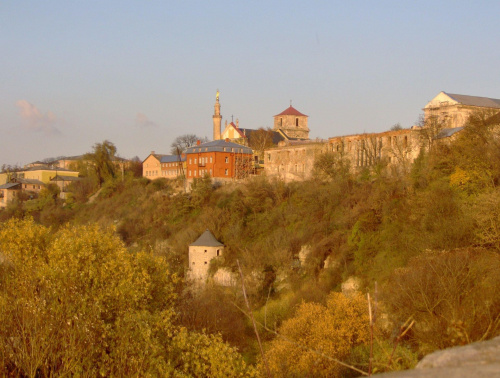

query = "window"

[189,170,191,176]
[204,261,207,265]
[217,249,220,256]
[204,249,207,253]
[225,169,228,176]
[210,156,213,163]
[225,157,229,163]
[194,158,197,164]
[296,118,299,127]
[210,169,212,175]
[189,158,192,164]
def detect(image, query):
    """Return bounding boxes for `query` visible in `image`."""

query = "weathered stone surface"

[369,336,500,377]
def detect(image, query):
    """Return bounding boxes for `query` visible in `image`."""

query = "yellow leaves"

[265,292,370,377]
[0,218,253,376]
[0,218,178,376]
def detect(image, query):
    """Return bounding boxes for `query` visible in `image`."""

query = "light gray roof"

[186,140,253,155]
[189,229,224,247]
[0,182,21,190]
[50,175,81,181]
[436,127,465,139]
[446,93,500,109]
[13,178,45,186]
[160,155,186,163]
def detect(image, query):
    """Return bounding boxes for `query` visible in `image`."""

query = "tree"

[264,292,370,377]
[313,151,351,182]
[170,134,208,155]
[84,140,118,187]
[248,128,275,160]
[382,248,500,353]
[0,218,256,376]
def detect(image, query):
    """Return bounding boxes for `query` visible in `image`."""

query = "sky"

[1,1,500,166]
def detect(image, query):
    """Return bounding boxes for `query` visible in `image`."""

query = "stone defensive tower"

[273,105,309,139]
[213,90,222,140]
[188,229,224,282]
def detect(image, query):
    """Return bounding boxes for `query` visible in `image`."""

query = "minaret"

[213,90,222,140]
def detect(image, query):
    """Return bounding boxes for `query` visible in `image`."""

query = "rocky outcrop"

[371,336,500,377]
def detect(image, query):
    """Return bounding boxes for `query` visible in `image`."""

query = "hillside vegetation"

[1,114,500,376]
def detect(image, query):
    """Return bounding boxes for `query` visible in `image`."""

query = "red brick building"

[185,139,253,184]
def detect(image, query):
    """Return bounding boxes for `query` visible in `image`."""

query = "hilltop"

[1,112,500,376]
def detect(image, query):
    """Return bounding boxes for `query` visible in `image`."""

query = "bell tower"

[213,90,222,140]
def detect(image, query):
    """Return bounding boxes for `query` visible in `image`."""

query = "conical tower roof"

[189,229,224,247]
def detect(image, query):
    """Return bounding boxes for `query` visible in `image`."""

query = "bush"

[382,248,500,353]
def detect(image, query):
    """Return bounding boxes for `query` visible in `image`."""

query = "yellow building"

[18,166,79,184]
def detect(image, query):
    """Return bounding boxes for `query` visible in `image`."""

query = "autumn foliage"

[0,218,256,377]
[264,293,370,377]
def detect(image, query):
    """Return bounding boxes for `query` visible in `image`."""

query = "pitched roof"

[186,140,253,155]
[436,127,465,139]
[0,182,21,190]
[445,93,500,109]
[50,175,82,182]
[189,229,224,247]
[12,178,45,186]
[226,122,246,138]
[277,129,307,141]
[240,128,285,145]
[160,155,186,163]
[274,105,308,117]
[142,153,166,163]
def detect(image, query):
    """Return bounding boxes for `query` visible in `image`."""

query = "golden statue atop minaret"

[213,90,222,140]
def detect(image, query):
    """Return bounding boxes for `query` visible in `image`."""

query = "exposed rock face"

[370,336,500,377]
[341,276,361,296]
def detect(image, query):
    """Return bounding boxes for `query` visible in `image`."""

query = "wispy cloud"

[135,112,158,128]
[16,100,61,135]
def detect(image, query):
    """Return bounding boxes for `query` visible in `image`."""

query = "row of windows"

[162,162,180,168]
[188,156,231,165]
[188,168,229,177]
[189,157,213,165]
[191,147,246,153]
[145,170,158,177]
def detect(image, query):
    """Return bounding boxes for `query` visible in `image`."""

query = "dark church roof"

[240,128,286,145]
[274,105,308,117]
[189,229,223,247]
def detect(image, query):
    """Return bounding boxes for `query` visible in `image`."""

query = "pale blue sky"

[1,1,499,166]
